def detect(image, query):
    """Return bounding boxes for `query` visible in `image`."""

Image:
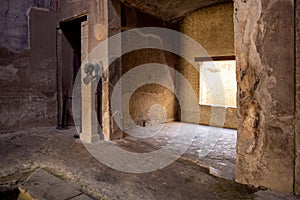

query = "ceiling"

[119,0,232,22]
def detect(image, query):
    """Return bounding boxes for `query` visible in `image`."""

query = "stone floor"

[122,122,236,180]
[0,124,299,199]
[18,168,92,200]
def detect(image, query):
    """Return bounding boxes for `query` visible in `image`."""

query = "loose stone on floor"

[18,169,92,200]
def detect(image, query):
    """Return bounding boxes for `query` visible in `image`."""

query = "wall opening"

[198,59,237,108]
[175,2,237,180]
[58,15,87,129]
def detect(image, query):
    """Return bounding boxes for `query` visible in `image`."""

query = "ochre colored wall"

[121,5,178,128]
[122,49,178,127]
[178,2,237,129]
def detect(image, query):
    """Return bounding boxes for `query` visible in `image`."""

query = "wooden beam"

[194,55,235,62]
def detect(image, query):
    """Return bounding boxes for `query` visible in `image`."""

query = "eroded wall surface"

[178,2,237,129]
[108,0,122,139]
[295,0,300,195]
[234,0,295,193]
[57,0,122,140]
[121,6,178,128]
[0,0,55,52]
[0,1,57,133]
[122,49,178,127]
[59,0,88,21]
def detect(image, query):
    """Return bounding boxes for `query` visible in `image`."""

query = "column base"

[80,133,101,143]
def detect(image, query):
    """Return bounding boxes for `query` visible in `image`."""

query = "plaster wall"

[234,0,295,193]
[178,2,237,129]
[0,3,57,133]
[295,0,300,195]
[121,6,178,128]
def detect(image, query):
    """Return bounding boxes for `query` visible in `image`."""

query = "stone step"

[18,169,92,200]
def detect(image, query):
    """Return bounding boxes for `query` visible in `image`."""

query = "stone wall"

[59,0,88,21]
[0,0,55,52]
[57,0,122,141]
[108,0,122,139]
[121,5,178,128]
[178,2,237,129]
[122,50,178,127]
[295,0,300,195]
[234,0,295,193]
[0,1,57,133]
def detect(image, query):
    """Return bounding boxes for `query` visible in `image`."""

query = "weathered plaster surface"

[119,0,231,22]
[234,0,295,193]
[120,6,178,129]
[122,49,177,127]
[78,0,122,140]
[178,3,237,129]
[0,0,54,52]
[0,8,57,133]
[295,0,300,195]
[108,0,122,139]
[58,0,88,21]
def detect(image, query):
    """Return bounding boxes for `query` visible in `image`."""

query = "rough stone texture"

[234,0,295,193]
[19,169,92,200]
[0,0,54,52]
[87,0,107,53]
[58,0,114,140]
[80,78,100,143]
[254,190,300,200]
[122,49,178,127]
[128,84,177,126]
[180,3,234,57]
[108,0,123,140]
[295,0,300,195]
[86,0,111,140]
[58,0,88,22]
[124,122,237,181]
[121,6,178,128]
[81,21,89,62]
[0,8,57,134]
[119,0,231,22]
[197,105,238,129]
[178,2,237,129]
[0,127,258,200]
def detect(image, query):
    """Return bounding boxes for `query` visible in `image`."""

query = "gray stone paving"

[19,169,92,200]
[0,126,257,199]
[1,125,299,199]
[255,190,300,200]
[125,122,237,180]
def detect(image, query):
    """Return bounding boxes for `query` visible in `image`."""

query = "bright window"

[199,60,237,107]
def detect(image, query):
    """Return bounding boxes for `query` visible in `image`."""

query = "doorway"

[57,15,87,129]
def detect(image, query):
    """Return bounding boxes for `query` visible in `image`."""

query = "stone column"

[80,19,100,143]
[79,0,107,143]
[80,78,100,143]
[234,0,295,193]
